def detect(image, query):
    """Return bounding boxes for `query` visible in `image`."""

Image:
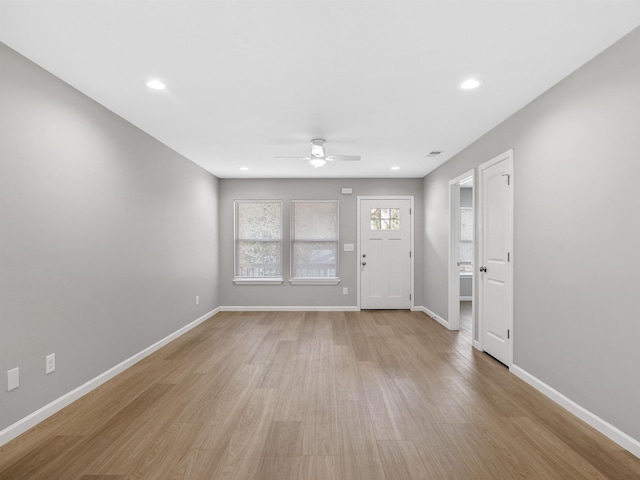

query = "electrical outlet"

[7,367,19,391]
[196,295,199,305]
[46,354,55,374]
[343,287,348,295]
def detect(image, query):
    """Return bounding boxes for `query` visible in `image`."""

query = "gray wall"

[422,28,640,440]
[460,187,473,208]
[0,43,220,431]
[460,276,472,298]
[218,178,424,307]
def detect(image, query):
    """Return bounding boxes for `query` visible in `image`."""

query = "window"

[234,200,283,283]
[459,206,473,272]
[370,208,400,230]
[290,200,339,284]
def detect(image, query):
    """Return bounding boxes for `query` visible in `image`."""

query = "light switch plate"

[7,367,19,391]
[343,243,354,252]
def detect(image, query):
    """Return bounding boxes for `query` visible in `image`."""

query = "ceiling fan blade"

[275,156,311,160]
[325,155,361,162]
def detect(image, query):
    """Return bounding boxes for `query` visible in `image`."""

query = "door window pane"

[370,207,400,230]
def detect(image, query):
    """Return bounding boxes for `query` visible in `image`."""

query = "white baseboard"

[510,364,640,459]
[413,306,449,329]
[0,307,220,448]
[219,305,359,312]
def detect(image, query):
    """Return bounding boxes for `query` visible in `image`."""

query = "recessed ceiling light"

[239,167,249,171]
[459,78,481,90]
[390,166,400,170]
[146,79,166,90]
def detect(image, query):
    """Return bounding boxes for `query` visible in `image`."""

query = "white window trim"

[290,199,340,283]
[289,277,341,285]
[233,277,284,285]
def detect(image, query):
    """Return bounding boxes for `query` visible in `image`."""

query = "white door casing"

[358,197,413,309]
[478,150,514,365]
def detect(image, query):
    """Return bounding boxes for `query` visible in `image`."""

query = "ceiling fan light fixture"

[310,158,327,168]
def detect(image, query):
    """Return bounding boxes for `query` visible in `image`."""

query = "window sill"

[233,277,284,285]
[289,277,341,285]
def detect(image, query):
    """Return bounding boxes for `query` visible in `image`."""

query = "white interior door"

[359,198,412,309]
[479,151,513,365]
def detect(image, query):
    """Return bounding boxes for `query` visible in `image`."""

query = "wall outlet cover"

[46,354,56,374]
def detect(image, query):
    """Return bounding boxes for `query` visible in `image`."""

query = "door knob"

[479,266,487,273]
[362,262,367,266]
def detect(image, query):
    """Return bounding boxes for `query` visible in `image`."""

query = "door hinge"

[410,294,412,300]
[409,251,412,258]
[507,252,510,262]
[507,329,510,339]
[409,208,412,214]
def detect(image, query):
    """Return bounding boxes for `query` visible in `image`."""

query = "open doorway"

[448,171,474,343]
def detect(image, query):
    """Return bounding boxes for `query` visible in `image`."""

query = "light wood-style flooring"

[1,310,639,479]
[459,301,472,342]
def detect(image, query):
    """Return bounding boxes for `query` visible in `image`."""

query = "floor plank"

[299,455,341,480]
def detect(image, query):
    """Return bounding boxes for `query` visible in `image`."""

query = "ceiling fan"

[276,139,361,168]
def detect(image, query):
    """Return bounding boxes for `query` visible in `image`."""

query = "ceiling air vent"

[425,150,443,158]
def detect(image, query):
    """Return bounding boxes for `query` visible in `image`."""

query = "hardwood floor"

[459,301,472,342]
[1,310,639,479]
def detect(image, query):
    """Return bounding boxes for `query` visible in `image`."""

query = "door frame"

[477,149,514,362]
[448,170,475,334]
[356,196,414,310]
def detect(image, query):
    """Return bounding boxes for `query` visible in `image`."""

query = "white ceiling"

[2,1,639,178]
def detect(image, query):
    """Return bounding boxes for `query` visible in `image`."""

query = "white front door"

[359,198,412,309]
[479,151,514,365]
